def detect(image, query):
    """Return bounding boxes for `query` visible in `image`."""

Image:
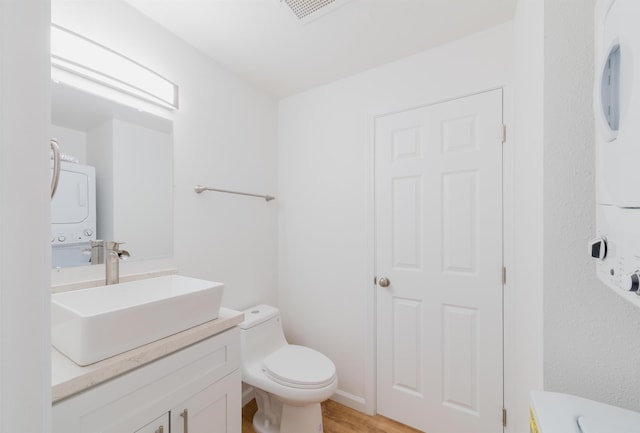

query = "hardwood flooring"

[242,399,423,433]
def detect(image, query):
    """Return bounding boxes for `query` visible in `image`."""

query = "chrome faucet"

[105,241,130,285]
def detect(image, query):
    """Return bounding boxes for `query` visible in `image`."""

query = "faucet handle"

[105,241,124,250]
[105,241,130,260]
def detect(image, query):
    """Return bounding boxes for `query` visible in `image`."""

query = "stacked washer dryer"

[51,160,97,268]
[590,0,640,298]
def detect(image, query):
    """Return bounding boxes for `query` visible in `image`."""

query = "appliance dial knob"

[57,236,66,243]
[625,272,640,292]
[589,237,607,260]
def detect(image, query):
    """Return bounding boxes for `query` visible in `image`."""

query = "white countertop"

[52,307,243,403]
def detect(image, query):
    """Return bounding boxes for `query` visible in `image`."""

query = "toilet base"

[253,412,280,433]
[281,403,324,433]
[253,402,324,433]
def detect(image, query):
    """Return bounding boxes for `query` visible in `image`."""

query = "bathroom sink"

[51,275,224,366]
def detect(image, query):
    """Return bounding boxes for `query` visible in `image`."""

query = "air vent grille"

[284,0,337,20]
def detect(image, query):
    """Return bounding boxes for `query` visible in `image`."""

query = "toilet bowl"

[239,304,338,433]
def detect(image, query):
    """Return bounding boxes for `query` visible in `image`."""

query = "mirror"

[51,81,174,268]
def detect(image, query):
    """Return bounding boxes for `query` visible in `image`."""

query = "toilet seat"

[262,345,336,389]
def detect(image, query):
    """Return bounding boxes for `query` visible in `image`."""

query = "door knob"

[379,277,390,287]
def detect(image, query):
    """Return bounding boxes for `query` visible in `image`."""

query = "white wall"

[278,23,513,412]
[52,0,278,309]
[112,119,173,260]
[509,0,545,432]
[87,119,174,260]
[543,0,640,411]
[87,120,115,243]
[0,0,51,431]
[51,124,86,163]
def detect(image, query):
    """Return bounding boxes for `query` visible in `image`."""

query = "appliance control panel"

[51,227,96,245]
[593,205,640,300]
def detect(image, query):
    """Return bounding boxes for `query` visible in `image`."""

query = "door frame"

[364,87,514,429]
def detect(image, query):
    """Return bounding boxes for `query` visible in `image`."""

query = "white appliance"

[51,160,96,268]
[590,0,640,295]
[530,391,640,433]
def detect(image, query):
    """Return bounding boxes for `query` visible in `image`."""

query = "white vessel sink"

[52,275,224,366]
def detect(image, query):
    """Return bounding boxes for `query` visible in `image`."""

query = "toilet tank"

[239,304,288,363]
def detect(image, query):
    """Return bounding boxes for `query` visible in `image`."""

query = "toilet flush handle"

[379,277,390,288]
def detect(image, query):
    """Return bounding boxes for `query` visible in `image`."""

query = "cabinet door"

[171,370,241,433]
[134,413,169,433]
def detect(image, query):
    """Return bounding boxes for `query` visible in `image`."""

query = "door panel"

[442,304,478,413]
[375,90,503,433]
[392,176,423,269]
[392,297,423,395]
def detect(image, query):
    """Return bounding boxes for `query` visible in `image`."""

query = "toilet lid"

[262,345,336,389]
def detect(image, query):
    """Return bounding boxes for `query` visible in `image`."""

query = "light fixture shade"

[51,24,178,110]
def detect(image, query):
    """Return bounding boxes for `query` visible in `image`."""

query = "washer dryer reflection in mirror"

[239,305,337,433]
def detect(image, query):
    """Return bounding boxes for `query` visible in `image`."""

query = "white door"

[375,90,503,433]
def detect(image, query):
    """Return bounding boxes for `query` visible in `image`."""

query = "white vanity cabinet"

[53,327,241,433]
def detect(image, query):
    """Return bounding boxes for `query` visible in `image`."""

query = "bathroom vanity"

[52,308,244,433]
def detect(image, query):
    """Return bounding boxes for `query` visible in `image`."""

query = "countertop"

[52,307,244,403]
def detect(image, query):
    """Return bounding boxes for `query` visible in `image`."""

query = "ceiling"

[124,0,517,98]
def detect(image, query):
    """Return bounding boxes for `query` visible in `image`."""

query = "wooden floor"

[242,399,422,433]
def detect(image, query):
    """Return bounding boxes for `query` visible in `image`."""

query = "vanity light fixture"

[50,24,179,110]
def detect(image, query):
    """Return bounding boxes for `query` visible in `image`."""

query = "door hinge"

[501,124,507,143]
[502,408,507,427]
[502,267,507,285]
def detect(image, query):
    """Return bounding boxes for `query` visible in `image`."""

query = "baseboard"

[242,386,255,407]
[330,389,372,415]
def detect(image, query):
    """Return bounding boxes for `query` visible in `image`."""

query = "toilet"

[239,304,338,433]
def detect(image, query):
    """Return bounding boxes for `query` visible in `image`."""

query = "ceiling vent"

[281,0,353,23]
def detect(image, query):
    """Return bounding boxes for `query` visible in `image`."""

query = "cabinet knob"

[379,277,390,288]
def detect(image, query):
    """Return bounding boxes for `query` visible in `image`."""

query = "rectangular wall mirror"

[51,77,174,269]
